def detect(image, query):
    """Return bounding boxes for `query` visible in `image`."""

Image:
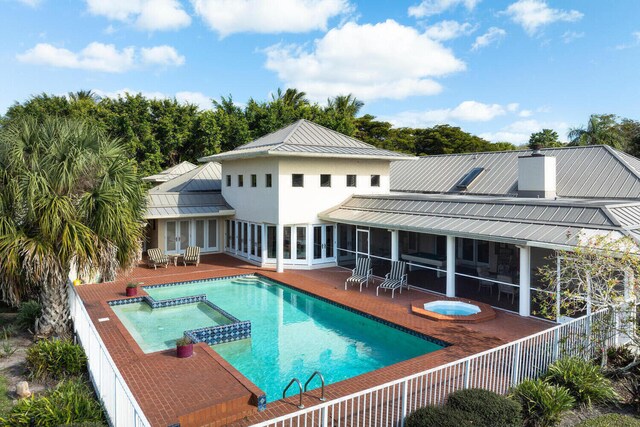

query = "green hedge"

[446,388,522,427]
[405,405,481,427]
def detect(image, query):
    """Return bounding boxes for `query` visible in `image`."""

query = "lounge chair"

[376,261,407,298]
[344,257,373,292]
[147,248,169,269]
[183,246,201,266]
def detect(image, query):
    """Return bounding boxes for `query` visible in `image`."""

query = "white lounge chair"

[376,261,407,298]
[345,258,373,292]
[147,248,169,269]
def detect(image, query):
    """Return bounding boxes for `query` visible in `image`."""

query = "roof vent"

[456,167,485,190]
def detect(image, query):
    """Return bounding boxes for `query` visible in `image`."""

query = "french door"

[312,225,335,264]
[166,219,218,254]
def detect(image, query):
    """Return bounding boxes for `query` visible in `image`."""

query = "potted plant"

[126,282,138,297]
[176,336,194,358]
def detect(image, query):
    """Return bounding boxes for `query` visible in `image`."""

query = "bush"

[26,339,87,381]
[0,379,105,426]
[446,388,522,427]
[574,414,640,427]
[15,301,41,332]
[511,379,575,427]
[405,405,481,427]
[544,358,617,406]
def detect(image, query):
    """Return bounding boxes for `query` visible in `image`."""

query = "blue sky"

[1,0,639,144]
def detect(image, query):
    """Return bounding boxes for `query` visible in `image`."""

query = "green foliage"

[568,114,626,149]
[0,374,11,417]
[26,339,87,381]
[15,301,41,332]
[574,414,640,427]
[405,405,481,427]
[0,378,105,426]
[528,129,564,149]
[511,379,575,427]
[176,336,192,346]
[544,358,617,406]
[446,388,522,427]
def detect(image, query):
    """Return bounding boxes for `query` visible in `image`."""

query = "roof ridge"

[411,144,608,159]
[601,145,640,182]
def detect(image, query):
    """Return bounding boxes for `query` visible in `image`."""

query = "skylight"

[456,167,485,190]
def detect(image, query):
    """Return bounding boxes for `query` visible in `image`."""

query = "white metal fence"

[251,309,619,427]
[68,284,151,427]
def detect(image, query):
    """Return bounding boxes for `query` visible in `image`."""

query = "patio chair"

[344,257,373,292]
[497,274,518,304]
[476,267,493,295]
[147,248,169,269]
[182,246,201,266]
[376,261,407,299]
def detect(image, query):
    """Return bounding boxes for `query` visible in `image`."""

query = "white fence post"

[463,360,471,389]
[400,380,408,426]
[511,342,521,386]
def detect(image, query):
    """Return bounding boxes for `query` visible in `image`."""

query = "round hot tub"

[411,298,496,323]
[423,300,480,316]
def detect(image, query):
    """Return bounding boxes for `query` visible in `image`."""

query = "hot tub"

[423,300,481,316]
[411,298,496,323]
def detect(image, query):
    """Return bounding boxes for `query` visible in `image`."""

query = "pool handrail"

[304,371,326,401]
[282,378,304,409]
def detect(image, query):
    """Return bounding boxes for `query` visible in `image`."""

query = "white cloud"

[472,27,506,50]
[15,0,42,7]
[408,0,480,18]
[480,118,569,144]
[140,45,185,66]
[503,0,583,35]
[562,30,584,43]
[615,31,640,50]
[85,0,191,31]
[264,20,465,101]
[175,91,212,109]
[386,100,510,128]
[519,109,533,117]
[424,20,477,41]
[192,0,352,37]
[17,42,184,73]
[17,42,135,73]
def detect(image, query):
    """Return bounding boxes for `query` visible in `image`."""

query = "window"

[267,226,276,258]
[238,175,244,187]
[251,174,257,187]
[266,174,272,187]
[292,174,304,187]
[226,175,231,187]
[320,174,331,187]
[347,174,356,187]
[371,174,380,187]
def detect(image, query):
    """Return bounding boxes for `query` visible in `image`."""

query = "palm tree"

[68,89,100,104]
[0,117,146,336]
[568,114,625,149]
[326,94,364,118]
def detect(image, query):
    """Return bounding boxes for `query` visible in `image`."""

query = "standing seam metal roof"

[149,162,222,193]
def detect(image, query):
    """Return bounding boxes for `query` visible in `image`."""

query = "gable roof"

[146,192,233,219]
[391,145,640,200]
[142,161,197,183]
[198,119,412,162]
[149,162,222,193]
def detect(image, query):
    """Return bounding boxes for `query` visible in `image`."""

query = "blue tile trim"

[257,394,267,411]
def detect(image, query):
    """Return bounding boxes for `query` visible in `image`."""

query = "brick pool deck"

[75,254,551,426]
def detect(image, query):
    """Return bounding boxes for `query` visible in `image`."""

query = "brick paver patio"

[75,254,551,426]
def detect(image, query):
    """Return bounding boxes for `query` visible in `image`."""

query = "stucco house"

[143,119,640,319]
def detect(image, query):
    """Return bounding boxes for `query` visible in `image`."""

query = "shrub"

[26,339,87,381]
[446,388,522,427]
[405,405,481,427]
[0,378,105,426]
[176,336,192,346]
[0,375,11,417]
[126,282,138,289]
[624,374,640,408]
[574,414,640,427]
[544,358,617,406]
[511,379,575,427]
[15,301,41,332]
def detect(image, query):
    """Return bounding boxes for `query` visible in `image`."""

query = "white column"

[446,235,455,297]
[307,224,313,267]
[519,245,531,317]
[391,230,399,262]
[276,224,284,273]
[261,225,268,266]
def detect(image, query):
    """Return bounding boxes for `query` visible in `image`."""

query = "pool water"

[130,276,444,401]
[112,302,231,353]
[423,301,480,316]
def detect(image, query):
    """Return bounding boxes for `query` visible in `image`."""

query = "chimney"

[518,145,556,198]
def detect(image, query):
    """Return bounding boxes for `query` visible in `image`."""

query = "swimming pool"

[116,275,444,401]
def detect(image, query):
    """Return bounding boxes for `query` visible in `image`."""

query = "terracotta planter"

[177,343,193,358]
[126,287,138,297]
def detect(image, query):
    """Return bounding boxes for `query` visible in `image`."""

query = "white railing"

[68,284,151,427]
[251,308,618,427]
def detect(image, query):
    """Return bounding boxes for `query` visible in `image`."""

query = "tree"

[414,125,492,155]
[568,114,625,149]
[212,96,251,152]
[535,233,640,367]
[0,117,146,336]
[528,129,563,149]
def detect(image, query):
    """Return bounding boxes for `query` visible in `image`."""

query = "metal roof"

[319,194,640,248]
[198,119,412,162]
[146,192,233,219]
[142,161,197,183]
[149,162,222,193]
[390,145,640,200]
